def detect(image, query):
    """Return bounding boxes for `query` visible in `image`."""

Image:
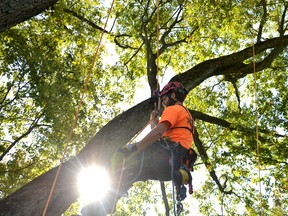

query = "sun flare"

[78,166,110,204]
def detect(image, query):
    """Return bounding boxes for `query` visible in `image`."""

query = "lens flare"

[78,166,110,204]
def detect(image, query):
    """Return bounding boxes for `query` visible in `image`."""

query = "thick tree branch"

[138,0,159,94]
[0,0,59,32]
[190,109,286,138]
[172,35,288,90]
[228,46,286,80]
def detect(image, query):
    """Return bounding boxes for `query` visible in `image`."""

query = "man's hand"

[111,144,137,174]
[117,143,137,157]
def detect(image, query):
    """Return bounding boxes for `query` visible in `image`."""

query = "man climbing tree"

[0,0,287,215]
[82,82,197,215]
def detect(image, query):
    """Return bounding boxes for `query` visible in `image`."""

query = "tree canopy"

[0,0,287,215]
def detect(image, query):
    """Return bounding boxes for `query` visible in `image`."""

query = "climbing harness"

[154,85,197,216]
[162,140,196,216]
[169,144,191,216]
[170,144,185,216]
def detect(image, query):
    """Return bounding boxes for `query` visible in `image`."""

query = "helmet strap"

[166,93,178,106]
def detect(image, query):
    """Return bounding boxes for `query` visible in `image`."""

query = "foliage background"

[0,0,287,215]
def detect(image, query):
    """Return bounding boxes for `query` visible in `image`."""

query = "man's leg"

[171,145,191,201]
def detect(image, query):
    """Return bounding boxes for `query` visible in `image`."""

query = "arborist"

[116,82,197,205]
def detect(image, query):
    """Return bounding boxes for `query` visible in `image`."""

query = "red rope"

[250,0,262,214]
[42,1,116,215]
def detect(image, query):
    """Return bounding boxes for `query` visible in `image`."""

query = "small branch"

[124,43,145,66]
[160,181,169,216]
[278,3,287,36]
[159,4,183,45]
[0,111,46,161]
[63,8,110,33]
[114,34,138,49]
[257,0,267,42]
[224,76,241,112]
[0,161,35,174]
[193,129,233,195]
[232,81,241,112]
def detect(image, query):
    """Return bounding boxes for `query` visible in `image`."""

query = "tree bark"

[0,36,288,215]
[0,0,59,32]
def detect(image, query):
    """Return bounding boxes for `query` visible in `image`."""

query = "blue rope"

[122,151,145,186]
[170,146,184,216]
[171,149,177,216]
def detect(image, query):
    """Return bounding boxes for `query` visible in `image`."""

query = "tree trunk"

[0,0,59,32]
[0,100,152,216]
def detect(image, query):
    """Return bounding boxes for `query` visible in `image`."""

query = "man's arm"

[136,121,170,151]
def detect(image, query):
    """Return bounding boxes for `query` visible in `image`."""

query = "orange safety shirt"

[158,104,193,149]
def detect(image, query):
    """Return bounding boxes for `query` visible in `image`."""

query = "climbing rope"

[171,150,177,215]
[249,0,262,214]
[112,117,156,213]
[42,1,116,215]
[155,2,184,215]
[112,3,164,204]
[126,118,156,146]
[170,145,184,216]
[155,0,162,112]
[252,36,263,215]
